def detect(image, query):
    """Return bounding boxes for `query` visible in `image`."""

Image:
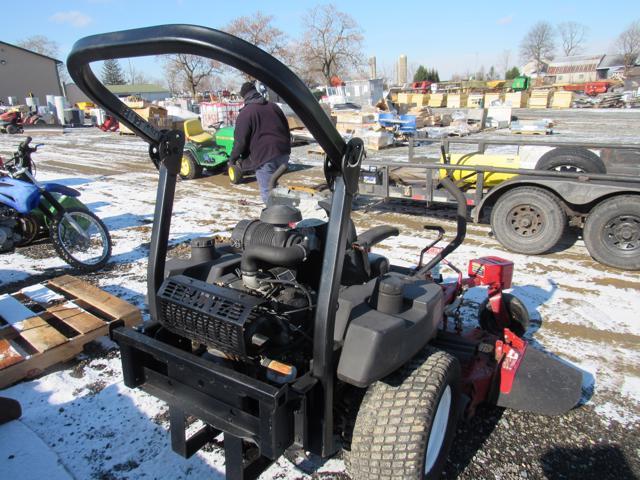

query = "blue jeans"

[255,154,289,203]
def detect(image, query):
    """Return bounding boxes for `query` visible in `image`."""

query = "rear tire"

[478,292,530,337]
[535,147,606,174]
[15,214,40,247]
[6,124,19,134]
[491,187,566,254]
[179,151,201,180]
[583,195,640,270]
[228,164,243,184]
[49,207,112,272]
[344,347,461,480]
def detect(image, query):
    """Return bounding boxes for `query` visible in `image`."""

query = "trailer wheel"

[535,147,606,174]
[491,187,566,254]
[583,195,640,270]
[478,292,530,337]
[179,151,201,180]
[344,346,461,480]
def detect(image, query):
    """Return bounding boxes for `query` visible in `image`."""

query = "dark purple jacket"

[229,92,291,170]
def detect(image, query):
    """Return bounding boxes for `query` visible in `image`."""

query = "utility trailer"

[359,138,640,270]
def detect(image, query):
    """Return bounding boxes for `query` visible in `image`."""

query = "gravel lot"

[0,108,639,479]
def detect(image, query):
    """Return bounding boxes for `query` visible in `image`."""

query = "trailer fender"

[473,177,640,222]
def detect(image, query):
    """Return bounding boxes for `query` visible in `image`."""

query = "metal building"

[0,41,63,105]
[547,55,604,84]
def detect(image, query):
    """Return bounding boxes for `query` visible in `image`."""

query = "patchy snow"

[1,125,639,477]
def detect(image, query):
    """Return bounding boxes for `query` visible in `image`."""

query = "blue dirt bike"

[0,137,111,272]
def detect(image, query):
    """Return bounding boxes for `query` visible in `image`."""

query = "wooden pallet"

[0,275,141,389]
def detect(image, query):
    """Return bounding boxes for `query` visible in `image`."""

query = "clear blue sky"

[2,0,633,82]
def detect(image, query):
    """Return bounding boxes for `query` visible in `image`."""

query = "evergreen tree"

[426,68,440,82]
[505,66,521,80]
[102,59,126,85]
[413,65,428,82]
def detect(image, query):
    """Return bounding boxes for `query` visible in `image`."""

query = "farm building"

[0,41,63,105]
[547,54,603,84]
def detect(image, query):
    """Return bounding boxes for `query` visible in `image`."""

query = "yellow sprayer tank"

[440,153,521,187]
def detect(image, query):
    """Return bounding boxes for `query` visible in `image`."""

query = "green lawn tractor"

[180,118,235,180]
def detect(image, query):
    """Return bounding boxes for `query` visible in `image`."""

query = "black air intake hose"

[241,244,308,276]
[231,220,303,250]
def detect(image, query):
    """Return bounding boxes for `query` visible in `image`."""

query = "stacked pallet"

[428,93,447,107]
[484,92,503,106]
[446,93,468,108]
[551,91,573,108]
[467,93,484,108]
[0,275,141,388]
[529,90,551,108]
[504,92,530,108]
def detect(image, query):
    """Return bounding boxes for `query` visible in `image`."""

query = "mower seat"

[184,119,215,146]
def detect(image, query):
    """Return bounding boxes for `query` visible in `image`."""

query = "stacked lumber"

[447,93,468,108]
[428,93,447,107]
[405,106,451,127]
[529,90,551,109]
[551,91,573,109]
[0,275,141,388]
[504,92,530,108]
[467,93,484,108]
[484,92,503,106]
[120,105,168,134]
[335,111,376,134]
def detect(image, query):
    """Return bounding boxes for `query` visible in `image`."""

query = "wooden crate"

[529,90,551,109]
[467,93,484,108]
[0,275,141,389]
[428,93,447,107]
[447,93,468,108]
[119,106,168,134]
[484,92,503,106]
[411,93,430,106]
[504,92,530,108]
[551,91,573,108]
[397,93,413,105]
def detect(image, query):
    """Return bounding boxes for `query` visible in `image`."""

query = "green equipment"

[511,76,530,92]
[179,119,235,179]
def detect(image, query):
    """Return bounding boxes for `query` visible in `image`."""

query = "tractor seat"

[184,119,215,146]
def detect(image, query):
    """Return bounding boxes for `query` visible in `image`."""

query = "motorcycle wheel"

[49,207,112,272]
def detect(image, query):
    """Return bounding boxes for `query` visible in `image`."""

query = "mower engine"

[158,204,323,370]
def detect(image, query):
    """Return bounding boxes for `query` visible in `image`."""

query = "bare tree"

[163,54,221,97]
[225,12,292,79]
[298,4,365,84]
[616,20,640,71]
[558,22,588,56]
[500,49,511,79]
[520,21,555,74]
[17,35,69,83]
[225,12,287,58]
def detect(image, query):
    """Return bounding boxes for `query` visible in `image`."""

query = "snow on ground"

[0,119,639,479]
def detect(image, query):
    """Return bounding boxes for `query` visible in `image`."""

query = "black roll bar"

[67,25,353,457]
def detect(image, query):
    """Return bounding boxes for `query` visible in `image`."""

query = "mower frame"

[68,24,360,476]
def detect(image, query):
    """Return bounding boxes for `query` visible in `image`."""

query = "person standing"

[228,81,291,203]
